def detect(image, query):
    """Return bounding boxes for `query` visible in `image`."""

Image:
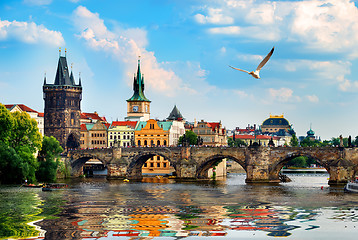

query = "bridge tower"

[43,50,82,149]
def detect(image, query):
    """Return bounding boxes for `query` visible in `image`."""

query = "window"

[163,163,167,168]
[151,140,154,146]
[164,140,167,146]
[138,140,141,146]
[150,163,154,167]
[157,140,160,145]
[144,163,147,167]
[144,140,148,145]
[157,163,160,167]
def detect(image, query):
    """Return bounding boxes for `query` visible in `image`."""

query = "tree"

[228,137,247,147]
[300,137,321,147]
[0,103,14,145]
[37,136,63,182]
[178,130,198,146]
[290,134,299,147]
[0,105,42,183]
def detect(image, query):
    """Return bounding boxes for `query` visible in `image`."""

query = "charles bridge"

[67,146,358,185]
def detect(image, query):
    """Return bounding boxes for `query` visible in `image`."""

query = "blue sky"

[1,0,358,140]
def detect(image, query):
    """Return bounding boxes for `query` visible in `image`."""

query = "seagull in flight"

[229,47,274,79]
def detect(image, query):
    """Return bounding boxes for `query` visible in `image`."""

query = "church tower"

[125,58,151,121]
[43,50,82,149]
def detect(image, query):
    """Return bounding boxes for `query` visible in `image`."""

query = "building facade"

[135,119,171,146]
[125,59,151,122]
[261,114,294,134]
[166,105,185,146]
[192,120,227,146]
[43,53,82,149]
[108,121,137,147]
[80,121,109,149]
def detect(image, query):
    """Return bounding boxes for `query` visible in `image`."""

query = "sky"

[1,0,358,140]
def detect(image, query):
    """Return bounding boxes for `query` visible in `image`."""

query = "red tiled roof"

[80,124,87,131]
[38,112,44,117]
[81,112,105,122]
[5,104,38,113]
[104,123,110,129]
[110,121,137,129]
[234,134,280,140]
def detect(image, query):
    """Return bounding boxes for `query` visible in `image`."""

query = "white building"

[5,104,44,136]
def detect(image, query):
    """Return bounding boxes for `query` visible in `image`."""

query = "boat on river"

[344,179,358,193]
[22,183,43,188]
[42,183,68,191]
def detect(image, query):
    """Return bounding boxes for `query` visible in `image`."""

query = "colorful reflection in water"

[1,173,358,239]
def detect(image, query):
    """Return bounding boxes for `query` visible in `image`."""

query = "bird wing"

[256,47,274,71]
[229,65,250,74]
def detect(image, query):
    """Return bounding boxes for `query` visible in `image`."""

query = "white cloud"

[268,87,301,102]
[23,0,52,5]
[72,6,188,96]
[306,95,319,103]
[233,90,248,98]
[208,26,240,35]
[195,8,234,25]
[0,20,64,46]
[196,0,358,56]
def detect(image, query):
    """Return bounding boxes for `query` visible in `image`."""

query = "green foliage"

[290,134,299,147]
[0,105,42,184]
[0,103,14,145]
[9,111,42,153]
[37,136,63,182]
[299,137,322,147]
[57,161,71,179]
[286,156,318,168]
[178,130,198,145]
[228,137,247,147]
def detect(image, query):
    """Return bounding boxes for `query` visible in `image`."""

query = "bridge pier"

[245,146,280,183]
[176,160,197,179]
[327,158,355,185]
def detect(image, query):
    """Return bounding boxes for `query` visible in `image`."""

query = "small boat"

[42,183,68,191]
[123,179,129,182]
[23,183,43,188]
[344,179,358,193]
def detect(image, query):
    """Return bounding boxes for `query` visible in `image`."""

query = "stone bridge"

[67,146,358,185]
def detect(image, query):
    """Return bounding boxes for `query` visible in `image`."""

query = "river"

[1,173,358,239]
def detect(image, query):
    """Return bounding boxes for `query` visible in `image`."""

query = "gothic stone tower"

[125,59,151,121]
[43,52,82,150]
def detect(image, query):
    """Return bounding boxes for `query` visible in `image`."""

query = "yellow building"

[135,119,174,175]
[192,120,227,146]
[135,119,171,147]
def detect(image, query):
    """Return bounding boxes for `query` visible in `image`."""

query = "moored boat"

[42,183,68,191]
[344,179,358,193]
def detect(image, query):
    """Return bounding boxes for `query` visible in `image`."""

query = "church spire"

[127,57,150,102]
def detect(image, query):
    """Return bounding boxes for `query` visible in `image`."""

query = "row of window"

[137,140,167,146]
[92,133,105,137]
[109,135,133,140]
[109,132,133,135]
[92,140,106,145]
[137,134,167,137]
[143,162,168,168]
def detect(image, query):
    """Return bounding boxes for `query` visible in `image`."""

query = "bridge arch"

[270,152,330,180]
[196,154,246,179]
[71,154,109,177]
[127,151,175,179]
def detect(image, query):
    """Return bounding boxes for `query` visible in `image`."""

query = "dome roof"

[307,129,315,136]
[262,115,289,126]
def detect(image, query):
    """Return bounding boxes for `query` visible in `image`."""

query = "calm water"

[1,173,358,239]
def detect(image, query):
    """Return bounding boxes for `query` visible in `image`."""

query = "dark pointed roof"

[167,105,184,120]
[54,56,76,86]
[127,59,150,102]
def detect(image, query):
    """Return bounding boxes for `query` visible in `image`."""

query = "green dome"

[307,129,315,136]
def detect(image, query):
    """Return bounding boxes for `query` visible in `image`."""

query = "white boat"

[344,180,358,193]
